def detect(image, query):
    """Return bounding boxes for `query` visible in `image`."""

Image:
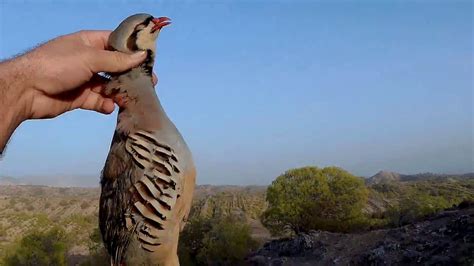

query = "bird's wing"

[124,129,183,252]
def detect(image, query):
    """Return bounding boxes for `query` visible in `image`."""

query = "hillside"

[0,186,99,260]
[0,184,269,262]
[248,202,474,265]
[366,177,474,215]
[191,185,269,242]
[367,171,474,184]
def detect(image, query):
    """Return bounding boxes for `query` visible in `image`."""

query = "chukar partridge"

[99,13,196,266]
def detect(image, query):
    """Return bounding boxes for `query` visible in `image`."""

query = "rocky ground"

[248,202,473,266]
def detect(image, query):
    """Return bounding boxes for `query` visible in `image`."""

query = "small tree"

[3,227,68,266]
[198,217,258,265]
[178,216,213,265]
[179,216,257,265]
[262,166,369,234]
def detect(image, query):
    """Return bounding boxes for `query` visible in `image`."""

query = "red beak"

[151,17,171,32]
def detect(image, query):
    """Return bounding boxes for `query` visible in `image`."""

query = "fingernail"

[131,51,146,59]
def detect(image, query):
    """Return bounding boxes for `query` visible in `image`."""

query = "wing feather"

[125,130,182,251]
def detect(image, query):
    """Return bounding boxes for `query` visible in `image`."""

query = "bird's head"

[108,13,171,54]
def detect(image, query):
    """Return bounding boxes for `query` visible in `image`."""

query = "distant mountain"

[401,172,474,182]
[366,171,402,184]
[0,175,100,187]
[4,170,473,187]
[0,176,26,185]
[366,171,474,184]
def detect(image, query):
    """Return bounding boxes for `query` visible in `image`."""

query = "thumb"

[88,50,147,73]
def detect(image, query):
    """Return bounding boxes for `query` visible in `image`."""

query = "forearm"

[0,57,31,155]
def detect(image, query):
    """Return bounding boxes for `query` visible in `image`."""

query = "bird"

[99,13,196,266]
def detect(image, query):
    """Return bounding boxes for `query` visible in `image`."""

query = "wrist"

[0,57,33,152]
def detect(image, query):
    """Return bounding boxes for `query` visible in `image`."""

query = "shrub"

[387,189,451,226]
[80,201,91,210]
[3,227,68,266]
[80,227,109,266]
[179,216,257,265]
[262,166,369,234]
[198,217,258,265]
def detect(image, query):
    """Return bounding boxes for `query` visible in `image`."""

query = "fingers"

[101,98,116,114]
[78,90,115,114]
[88,50,147,74]
[68,84,115,114]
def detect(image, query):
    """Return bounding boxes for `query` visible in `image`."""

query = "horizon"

[1,169,473,188]
[0,0,472,186]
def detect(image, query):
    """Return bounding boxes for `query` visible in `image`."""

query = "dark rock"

[360,246,386,265]
[256,233,326,258]
[402,249,422,263]
[269,258,286,266]
[427,255,453,265]
[246,255,267,266]
[247,204,474,265]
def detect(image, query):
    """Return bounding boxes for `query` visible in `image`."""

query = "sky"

[0,0,472,186]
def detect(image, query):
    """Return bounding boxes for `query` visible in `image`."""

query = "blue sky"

[0,0,472,186]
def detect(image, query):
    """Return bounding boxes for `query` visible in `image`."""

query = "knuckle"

[112,52,127,64]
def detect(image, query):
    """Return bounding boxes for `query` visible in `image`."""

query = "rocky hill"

[191,185,269,242]
[248,201,474,265]
[367,171,474,185]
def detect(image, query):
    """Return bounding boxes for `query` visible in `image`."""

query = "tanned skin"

[0,30,158,155]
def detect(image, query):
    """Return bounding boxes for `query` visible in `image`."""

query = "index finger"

[79,30,112,49]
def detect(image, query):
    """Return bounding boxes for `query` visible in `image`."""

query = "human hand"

[3,30,157,120]
[0,30,158,153]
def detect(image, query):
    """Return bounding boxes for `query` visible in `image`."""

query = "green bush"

[179,217,213,265]
[179,216,257,265]
[367,179,474,227]
[387,189,452,226]
[80,228,109,266]
[3,227,68,266]
[262,166,369,234]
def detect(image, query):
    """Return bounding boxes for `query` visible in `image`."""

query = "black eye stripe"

[133,16,154,31]
[143,16,154,26]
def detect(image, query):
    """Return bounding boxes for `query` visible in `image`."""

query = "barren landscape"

[0,171,472,265]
